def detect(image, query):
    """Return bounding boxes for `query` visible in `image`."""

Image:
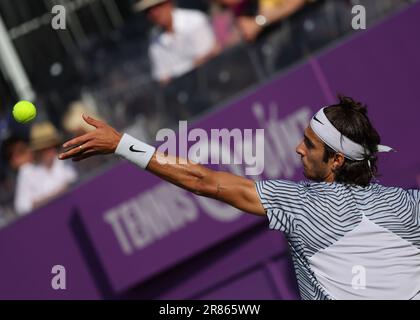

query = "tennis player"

[59,96,420,300]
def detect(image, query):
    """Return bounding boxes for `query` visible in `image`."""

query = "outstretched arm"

[58,115,266,216]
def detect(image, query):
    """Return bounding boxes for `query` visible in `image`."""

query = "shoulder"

[359,183,420,205]
[256,179,340,205]
[257,179,346,194]
[19,162,37,172]
[256,179,306,195]
[15,163,40,193]
[370,183,417,196]
[174,8,209,26]
[17,163,39,180]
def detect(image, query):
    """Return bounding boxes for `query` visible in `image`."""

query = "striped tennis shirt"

[256,180,420,300]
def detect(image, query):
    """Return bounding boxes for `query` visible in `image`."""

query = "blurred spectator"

[133,0,220,84]
[1,135,33,222]
[216,0,306,42]
[63,101,101,137]
[3,136,34,172]
[14,122,78,216]
[210,2,242,48]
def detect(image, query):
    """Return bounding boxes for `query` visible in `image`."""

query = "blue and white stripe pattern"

[256,180,420,300]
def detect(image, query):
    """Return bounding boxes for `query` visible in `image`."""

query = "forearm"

[147,151,262,214]
[114,132,216,197]
[146,152,217,197]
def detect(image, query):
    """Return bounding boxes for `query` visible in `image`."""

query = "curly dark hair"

[322,95,381,186]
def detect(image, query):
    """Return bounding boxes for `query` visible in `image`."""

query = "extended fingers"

[62,132,93,149]
[72,150,100,162]
[59,141,93,160]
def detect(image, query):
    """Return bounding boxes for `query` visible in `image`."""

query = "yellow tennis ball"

[13,101,37,124]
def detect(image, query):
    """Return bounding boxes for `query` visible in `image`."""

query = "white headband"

[310,107,394,161]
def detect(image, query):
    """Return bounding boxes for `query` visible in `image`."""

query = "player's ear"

[333,153,345,170]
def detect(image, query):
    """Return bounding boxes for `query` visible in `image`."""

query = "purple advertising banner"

[0,198,102,299]
[0,2,419,299]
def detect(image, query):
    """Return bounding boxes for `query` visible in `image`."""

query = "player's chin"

[305,172,325,183]
[303,170,311,180]
[303,168,319,182]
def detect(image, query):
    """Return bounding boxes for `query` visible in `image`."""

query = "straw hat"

[63,101,102,134]
[30,122,61,151]
[133,0,169,12]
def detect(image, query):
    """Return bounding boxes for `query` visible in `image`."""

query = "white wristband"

[115,134,156,169]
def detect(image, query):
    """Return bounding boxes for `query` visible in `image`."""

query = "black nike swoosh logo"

[313,115,324,125]
[129,145,146,153]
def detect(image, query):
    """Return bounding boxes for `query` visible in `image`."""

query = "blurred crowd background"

[0,0,416,228]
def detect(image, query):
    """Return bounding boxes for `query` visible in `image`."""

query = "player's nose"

[296,141,305,157]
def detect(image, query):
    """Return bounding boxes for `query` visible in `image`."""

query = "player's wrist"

[112,131,124,153]
[115,134,156,169]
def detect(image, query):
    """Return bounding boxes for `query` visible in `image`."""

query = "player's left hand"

[58,114,123,162]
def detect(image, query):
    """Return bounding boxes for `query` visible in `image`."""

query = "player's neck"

[324,171,335,183]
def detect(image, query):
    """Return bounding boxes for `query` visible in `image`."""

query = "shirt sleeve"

[255,179,310,234]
